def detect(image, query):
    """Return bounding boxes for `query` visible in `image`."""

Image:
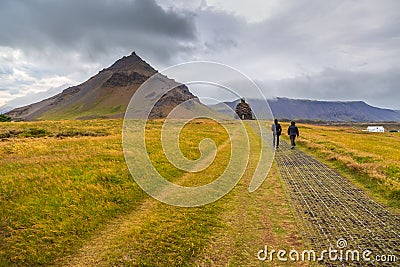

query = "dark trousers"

[290,135,296,147]
[273,134,280,147]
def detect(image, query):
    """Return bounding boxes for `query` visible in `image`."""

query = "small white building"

[366,126,385,133]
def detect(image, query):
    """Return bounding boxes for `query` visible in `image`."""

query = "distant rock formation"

[235,98,253,120]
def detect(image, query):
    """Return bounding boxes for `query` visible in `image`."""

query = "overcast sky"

[0,0,399,110]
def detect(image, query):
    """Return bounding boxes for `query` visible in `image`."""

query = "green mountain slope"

[6,52,200,121]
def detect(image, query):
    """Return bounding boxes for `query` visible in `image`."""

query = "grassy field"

[281,122,400,211]
[0,120,146,265]
[0,119,304,266]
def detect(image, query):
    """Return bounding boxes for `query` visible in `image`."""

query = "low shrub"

[0,114,11,122]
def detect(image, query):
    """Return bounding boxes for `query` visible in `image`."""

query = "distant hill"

[6,52,202,120]
[210,98,400,122]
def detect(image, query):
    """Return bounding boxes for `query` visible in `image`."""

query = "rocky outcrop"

[235,98,253,120]
[149,84,198,118]
[103,71,148,87]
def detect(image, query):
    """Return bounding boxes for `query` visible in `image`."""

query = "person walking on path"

[287,121,299,149]
[271,119,282,148]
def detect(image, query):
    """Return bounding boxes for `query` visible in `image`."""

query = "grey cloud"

[0,0,196,63]
[191,0,400,72]
[184,1,400,109]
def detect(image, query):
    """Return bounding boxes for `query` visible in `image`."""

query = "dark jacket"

[288,125,299,137]
[272,123,282,136]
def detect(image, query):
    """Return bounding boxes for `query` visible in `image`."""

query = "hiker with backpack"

[271,119,282,148]
[287,121,299,149]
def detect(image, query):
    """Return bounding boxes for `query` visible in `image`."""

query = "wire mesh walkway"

[275,141,400,266]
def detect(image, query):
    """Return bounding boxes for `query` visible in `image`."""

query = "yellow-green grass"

[36,105,126,120]
[281,123,400,211]
[0,119,148,265]
[1,119,303,266]
[144,119,232,186]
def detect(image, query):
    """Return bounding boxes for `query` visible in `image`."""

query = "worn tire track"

[275,141,400,266]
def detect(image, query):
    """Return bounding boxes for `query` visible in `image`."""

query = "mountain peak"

[107,51,154,72]
[5,52,199,120]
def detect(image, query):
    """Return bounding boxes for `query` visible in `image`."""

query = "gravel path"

[275,141,400,266]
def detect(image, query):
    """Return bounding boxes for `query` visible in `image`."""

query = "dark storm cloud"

[0,0,196,62]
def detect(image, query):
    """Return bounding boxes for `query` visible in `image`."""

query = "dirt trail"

[60,137,233,266]
[61,197,159,266]
[275,141,400,266]
[60,125,305,267]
